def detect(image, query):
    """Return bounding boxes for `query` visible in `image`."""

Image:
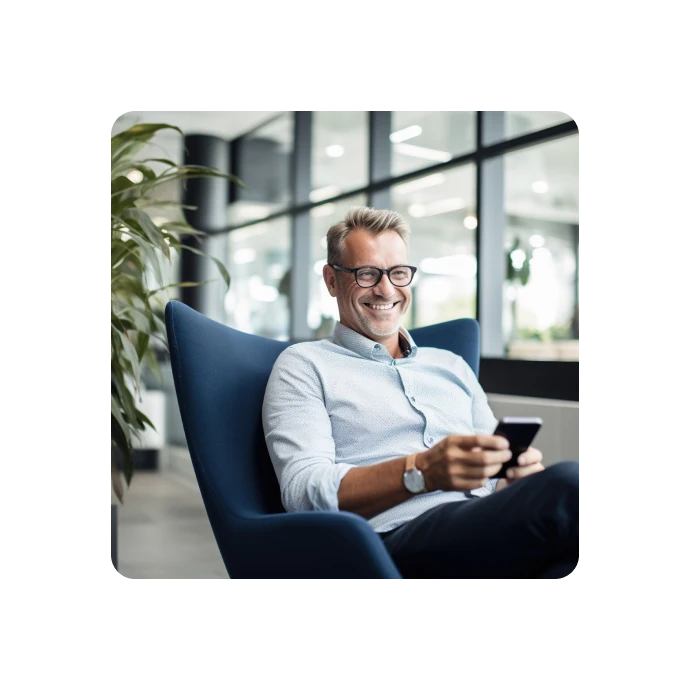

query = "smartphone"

[492,417,543,479]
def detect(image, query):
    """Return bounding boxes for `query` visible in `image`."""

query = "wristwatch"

[403,453,426,494]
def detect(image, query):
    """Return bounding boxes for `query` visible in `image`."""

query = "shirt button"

[410,396,416,402]
[427,436,434,445]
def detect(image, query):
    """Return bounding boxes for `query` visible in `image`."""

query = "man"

[262,207,578,578]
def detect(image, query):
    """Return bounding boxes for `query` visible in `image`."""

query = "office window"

[503,134,579,360]
[483,111,573,145]
[390,111,475,178]
[228,113,294,225]
[307,194,368,338]
[311,112,368,202]
[391,164,477,329]
[223,216,291,339]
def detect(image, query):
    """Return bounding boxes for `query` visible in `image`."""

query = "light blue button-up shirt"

[262,321,499,533]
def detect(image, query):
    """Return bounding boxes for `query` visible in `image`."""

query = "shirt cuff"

[306,462,356,511]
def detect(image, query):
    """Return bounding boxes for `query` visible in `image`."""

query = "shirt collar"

[332,321,419,362]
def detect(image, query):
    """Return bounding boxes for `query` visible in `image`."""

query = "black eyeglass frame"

[329,263,418,288]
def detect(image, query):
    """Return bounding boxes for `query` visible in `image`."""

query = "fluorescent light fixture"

[310,203,336,218]
[532,180,549,194]
[325,145,344,158]
[236,202,271,221]
[419,255,477,277]
[321,236,328,249]
[313,259,328,275]
[394,173,446,195]
[529,234,545,248]
[394,143,452,162]
[310,185,340,202]
[231,224,268,241]
[390,125,422,143]
[234,248,257,264]
[407,197,466,218]
[127,170,144,183]
[463,215,478,230]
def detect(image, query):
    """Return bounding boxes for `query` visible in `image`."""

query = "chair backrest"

[165,300,480,527]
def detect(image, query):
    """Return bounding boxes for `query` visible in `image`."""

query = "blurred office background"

[111,111,579,578]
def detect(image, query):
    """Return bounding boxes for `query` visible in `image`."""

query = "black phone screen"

[492,419,542,480]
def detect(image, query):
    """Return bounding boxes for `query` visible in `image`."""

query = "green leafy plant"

[111,123,239,502]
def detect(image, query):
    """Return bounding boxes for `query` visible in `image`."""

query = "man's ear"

[323,264,337,297]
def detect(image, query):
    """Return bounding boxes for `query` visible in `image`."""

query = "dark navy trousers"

[380,461,579,579]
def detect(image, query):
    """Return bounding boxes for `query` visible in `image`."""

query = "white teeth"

[366,303,396,310]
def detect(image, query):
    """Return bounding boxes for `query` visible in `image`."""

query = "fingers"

[506,462,545,482]
[515,446,543,467]
[447,434,510,451]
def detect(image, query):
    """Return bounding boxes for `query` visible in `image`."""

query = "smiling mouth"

[363,301,400,312]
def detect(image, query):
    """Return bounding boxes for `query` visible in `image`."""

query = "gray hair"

[326,207,410,266]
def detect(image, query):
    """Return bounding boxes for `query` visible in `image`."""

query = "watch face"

[404,469,425,493]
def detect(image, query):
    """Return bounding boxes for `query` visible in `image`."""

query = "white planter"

[132,388,166,450]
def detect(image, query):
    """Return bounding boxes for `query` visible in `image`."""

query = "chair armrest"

[227,511,402,579]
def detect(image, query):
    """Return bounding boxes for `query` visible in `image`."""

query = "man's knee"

[543,460,578,493]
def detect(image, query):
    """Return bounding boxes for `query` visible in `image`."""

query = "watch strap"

[405,453,418,473]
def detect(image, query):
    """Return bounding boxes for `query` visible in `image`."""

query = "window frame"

[221,111,579,400]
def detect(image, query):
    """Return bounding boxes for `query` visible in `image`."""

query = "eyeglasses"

[329,264,417,288]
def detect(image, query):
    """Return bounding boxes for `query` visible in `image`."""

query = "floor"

[116,447,229,579]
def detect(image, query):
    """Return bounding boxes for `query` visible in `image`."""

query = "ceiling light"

[394,143,452,162]
[234,248,257,264]
[529,234,545,248]
[390,125,422,143]
[463,215,478,230]
[395,173,446,195]
[419,255,477,277]
[325,145,344,158]
[532,180,549,194]
[407,197,466,218]
[236,203,271,221]
[310,203,336,218]
[127,170,144,183]
[231,224,268,242]
[310,185,340,202]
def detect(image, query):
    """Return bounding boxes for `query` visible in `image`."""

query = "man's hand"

[417,434,512,492]
[496,446,545,491]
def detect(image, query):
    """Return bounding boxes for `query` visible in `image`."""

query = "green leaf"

[147,279,215,297]
[121,208,171,261]
[119,228,166,289]
[132,331,149,360]
[111,123,183,156]
[142,348,163,385]
[136,406,155,431]
[180,244,231,290]
[117,329,142,394]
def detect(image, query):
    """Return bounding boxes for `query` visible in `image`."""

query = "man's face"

[323,229,412,340]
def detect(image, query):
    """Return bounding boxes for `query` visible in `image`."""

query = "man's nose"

[371,273,397,298]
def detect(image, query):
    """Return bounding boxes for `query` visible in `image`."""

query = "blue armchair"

[165,300,480,578]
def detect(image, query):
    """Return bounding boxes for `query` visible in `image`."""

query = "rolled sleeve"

[262,347,356,513]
